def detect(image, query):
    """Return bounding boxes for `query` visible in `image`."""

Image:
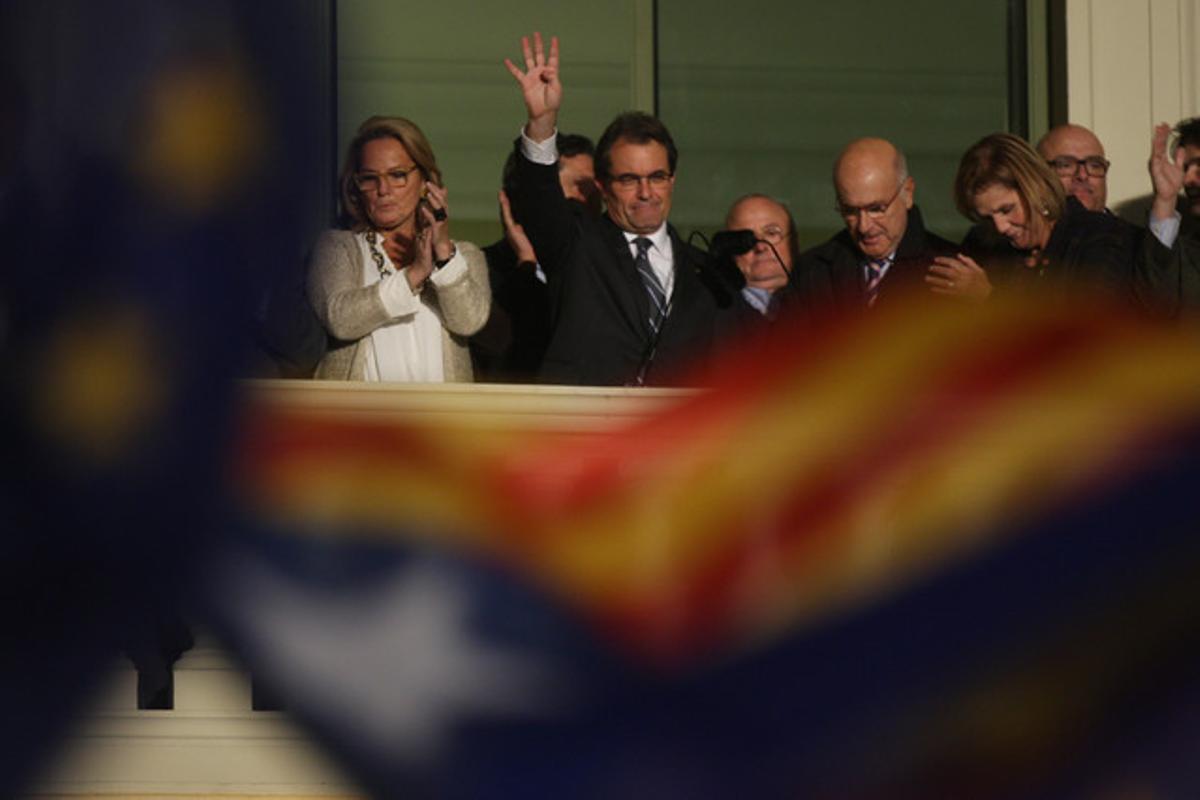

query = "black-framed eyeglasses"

[354,166,418,194]
[609,171,673,191]
[834,183,904,220]
[1047,155,1110,177]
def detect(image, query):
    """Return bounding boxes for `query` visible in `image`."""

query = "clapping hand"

[420,181,455,264]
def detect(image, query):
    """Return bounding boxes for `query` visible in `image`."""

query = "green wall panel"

[336,1,1016,247]
[336,0,645,246]
[658,0,1009,244]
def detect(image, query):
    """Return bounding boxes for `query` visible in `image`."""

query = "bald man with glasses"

[791,137,962,316]
[709,194,802,340]
[1041,123,1154,255]
[1037,124,1112,214]
[1035,124,1179,313]
[724,194,796,315]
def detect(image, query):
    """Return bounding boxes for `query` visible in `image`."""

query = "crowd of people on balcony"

[277,32,1200,389]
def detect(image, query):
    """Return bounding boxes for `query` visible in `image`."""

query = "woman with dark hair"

[308,115,490,381]
[930,132,1130,302]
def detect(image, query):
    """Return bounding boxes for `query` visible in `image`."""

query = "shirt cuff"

[1149,210,1181,249]
[378,271,421,318]
[520,125,559,165]
[429,248,468,287]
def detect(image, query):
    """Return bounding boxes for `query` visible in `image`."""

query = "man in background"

[472,133,596,382]
[1036,122,1151,282]
[1036,123,1111,213]
[722,193,795,326]
[1137,118,1200,316]
[1148,117,1200,249]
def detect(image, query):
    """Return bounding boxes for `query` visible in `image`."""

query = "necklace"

[1022,247,1049,276]
[365,230,393,281]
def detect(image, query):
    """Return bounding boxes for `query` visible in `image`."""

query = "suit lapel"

[828,237,866,307]
[878,207,936,301]
[659,227,695,340]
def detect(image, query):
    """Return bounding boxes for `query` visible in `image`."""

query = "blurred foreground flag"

[0,3,330,791]
[215,294,1200,799]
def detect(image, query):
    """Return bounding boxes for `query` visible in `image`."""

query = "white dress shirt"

[1149,210,1181,249]
[358,232,468,382]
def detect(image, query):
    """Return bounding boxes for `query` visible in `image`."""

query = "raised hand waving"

[504,32,561,142]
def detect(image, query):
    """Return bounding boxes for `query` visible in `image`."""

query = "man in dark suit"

[792,137,966,316]
[470,133,596,383]
[503,33,728,386]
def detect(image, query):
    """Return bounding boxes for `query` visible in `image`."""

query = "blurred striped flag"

[218,293,1200,798]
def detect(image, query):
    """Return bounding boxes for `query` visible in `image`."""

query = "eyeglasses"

[757,225,790,245]
[835,183,904,220]
[609,170,673,191]
[354,166,418,194]
[1047,155,1110,177]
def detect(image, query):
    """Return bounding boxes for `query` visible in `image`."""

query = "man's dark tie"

[634,237,667,332]
[864,257,888,308]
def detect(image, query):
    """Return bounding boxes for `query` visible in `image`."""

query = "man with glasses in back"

[721,194,796,327]
[1037,124,1112,214]
[791,137,962,315]
[503,32,732,386]
[1037,123,1149,269]
[1035,123,1198,314]
[1038,121,1190,250]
